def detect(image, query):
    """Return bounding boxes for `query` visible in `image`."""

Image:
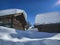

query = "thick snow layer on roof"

[35,11,60,25]
[0,9,27,20]
[0,26,60,45]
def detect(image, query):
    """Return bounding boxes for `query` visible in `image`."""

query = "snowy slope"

[0,26,60,45]
[35,11,60,25]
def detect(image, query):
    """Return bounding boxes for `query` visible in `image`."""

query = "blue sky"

[0,0,60,25]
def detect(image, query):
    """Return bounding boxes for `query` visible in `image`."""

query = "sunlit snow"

[35,12,60,25]
[0,26,60,45]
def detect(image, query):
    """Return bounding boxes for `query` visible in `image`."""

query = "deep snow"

[35,12,60,25]
[0,26,60,45]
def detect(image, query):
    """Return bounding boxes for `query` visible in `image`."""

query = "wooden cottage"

[34,12,60,33]
[0,9,28,30]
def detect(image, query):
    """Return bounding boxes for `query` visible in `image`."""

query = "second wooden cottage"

[34,12,60,33]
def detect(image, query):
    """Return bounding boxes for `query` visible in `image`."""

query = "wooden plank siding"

[0,13,27,30]
[34,23,60,33]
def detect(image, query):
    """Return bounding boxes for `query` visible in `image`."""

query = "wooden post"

[11,15,14,28]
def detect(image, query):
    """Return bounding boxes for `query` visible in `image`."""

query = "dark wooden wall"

[0,13,27,30]
[34,23,60,33]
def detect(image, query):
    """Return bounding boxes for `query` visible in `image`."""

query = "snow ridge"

[0,26,60,45]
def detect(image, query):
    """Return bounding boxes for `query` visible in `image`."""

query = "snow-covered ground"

[0,26,60,45]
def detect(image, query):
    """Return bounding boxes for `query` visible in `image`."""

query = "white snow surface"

[0,26,60,45]
[35,11,60,25]
[0,9,27,20]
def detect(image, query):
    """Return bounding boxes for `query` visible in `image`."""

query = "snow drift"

[0,26,60,45]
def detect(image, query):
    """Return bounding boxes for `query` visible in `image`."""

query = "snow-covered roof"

[0,9,27,20]
[35,11,60,25]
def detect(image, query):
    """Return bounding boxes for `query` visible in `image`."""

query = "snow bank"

[0,26,17,41]
[0,26,60,45]
[0,26,16,34]
[27,28,38,32]
[35,11,60,25]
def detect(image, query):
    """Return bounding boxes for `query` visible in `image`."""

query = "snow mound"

[35,11,60,25]
[0,26,17,40]
[0,26,60,45]
[27,27,38,32]
[0,26,16,34]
